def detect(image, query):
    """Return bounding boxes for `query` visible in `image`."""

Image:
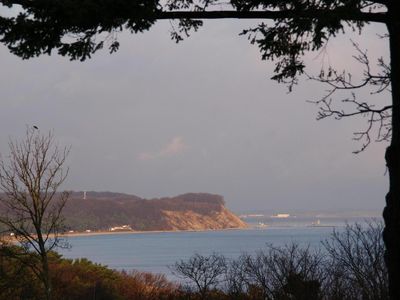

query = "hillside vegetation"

[63,192,247,232]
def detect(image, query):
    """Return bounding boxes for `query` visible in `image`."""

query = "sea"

[57,214,381,279]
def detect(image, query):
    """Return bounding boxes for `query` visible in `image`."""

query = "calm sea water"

[58,216,379,277]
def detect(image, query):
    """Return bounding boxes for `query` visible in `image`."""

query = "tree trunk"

[383,7,400,299]
[37,230,52,300]
[41,253,52,300]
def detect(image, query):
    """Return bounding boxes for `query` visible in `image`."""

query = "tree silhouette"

[172,252,227,299]
[0,0,399,298]
[0,129,70,300]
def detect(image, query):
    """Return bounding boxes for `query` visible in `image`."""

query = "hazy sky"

[0,18,390,212]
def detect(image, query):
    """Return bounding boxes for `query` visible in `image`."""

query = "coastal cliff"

[63,192,247,232]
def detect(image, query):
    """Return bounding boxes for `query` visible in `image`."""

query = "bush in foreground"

[0,247,178,300]
[172,222,388,300]
[1,221,388,300]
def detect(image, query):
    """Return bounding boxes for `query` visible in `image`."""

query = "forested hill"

[63,192,247,231]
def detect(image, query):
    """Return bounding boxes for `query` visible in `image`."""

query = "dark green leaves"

[0,0,378,73]
[0,0,160,60]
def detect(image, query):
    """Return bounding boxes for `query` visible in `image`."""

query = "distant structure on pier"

[271,213,290,218]
[83,191,87,200]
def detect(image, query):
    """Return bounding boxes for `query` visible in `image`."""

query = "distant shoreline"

[1,227,248,243]
[61,227,246,238]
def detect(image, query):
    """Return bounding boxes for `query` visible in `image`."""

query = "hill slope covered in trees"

[63,192,247,232]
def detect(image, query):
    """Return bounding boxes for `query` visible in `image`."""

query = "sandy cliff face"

[161,207,247,230]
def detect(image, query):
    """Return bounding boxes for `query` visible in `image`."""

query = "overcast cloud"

[0,19,390,213]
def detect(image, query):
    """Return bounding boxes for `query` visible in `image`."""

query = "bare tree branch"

[307,40,391,153]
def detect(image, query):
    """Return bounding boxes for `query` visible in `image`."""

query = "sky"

[0,16,391,213]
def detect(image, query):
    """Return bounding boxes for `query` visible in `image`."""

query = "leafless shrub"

[171,252,227,299]
[323,221,388,300]
[224,257,249,299]
[235,244,325,300]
